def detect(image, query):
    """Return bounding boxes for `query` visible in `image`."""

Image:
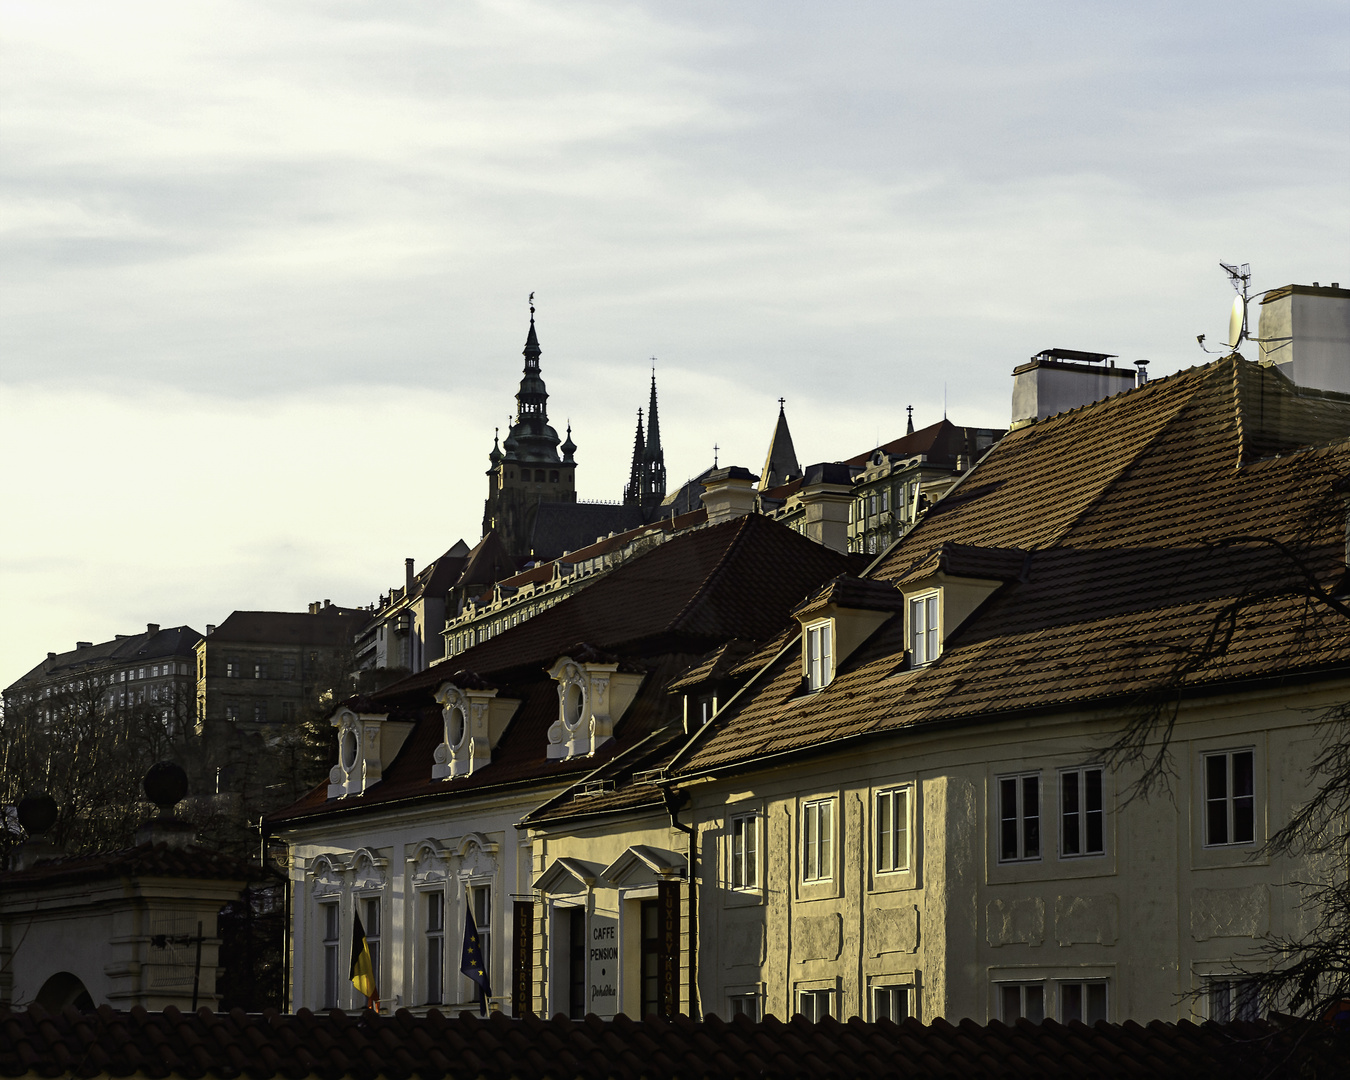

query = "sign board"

[588,913,619,1017]
[511,901,533,1017]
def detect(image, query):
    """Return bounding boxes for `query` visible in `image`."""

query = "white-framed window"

[1060,767,1104,857]
[321,901,341,1009]
[730,813,760,890]
[910,594,939,665]
[424,891,445,1005]
[468,883,491,973]
[1059,979,1107,1024]
[797,988,833,1022]
[801,798,835,882]
[874,786,911,874]
[805,620,833,691]
[998,981,1044,1023]
[998,772,1042,862]
[873,983,911,1022]
[1207,977,1258,1021]
[1204,750,1255,846]
[728,993,760,1021]
[361,896,381,991]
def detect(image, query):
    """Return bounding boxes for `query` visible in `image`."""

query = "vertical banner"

[512,900,533,1016]
[657,881,680,1017]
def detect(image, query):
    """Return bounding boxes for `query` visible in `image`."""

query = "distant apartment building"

[194,603,366,737]
[3,624,202,727]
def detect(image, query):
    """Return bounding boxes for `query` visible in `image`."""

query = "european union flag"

[460,907,492,1015]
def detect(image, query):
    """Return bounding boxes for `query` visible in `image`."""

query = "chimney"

[1010,348,1136,429]
[405,558,415,594]
[76,642,92,650]
[205,624,216,636]
[146,623,160,635]
[47,651,57,661]
[323,599,332,610]
[699,466,760,524]
[797,463,854,553]
[1257,284,1350,393]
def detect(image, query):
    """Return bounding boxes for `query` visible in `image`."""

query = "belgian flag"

[350,912,379,1011]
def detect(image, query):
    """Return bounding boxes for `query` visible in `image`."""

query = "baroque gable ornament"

[545,651,644,760]
[432,678,516,780]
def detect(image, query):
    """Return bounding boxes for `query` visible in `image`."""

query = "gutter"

[662,786,697,1018]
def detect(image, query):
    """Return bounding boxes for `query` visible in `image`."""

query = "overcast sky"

[1,0,1346,690]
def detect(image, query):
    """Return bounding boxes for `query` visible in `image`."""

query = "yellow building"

[524,351,1350,1025]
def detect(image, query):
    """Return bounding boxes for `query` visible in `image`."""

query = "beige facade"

[668,680,1333,1025]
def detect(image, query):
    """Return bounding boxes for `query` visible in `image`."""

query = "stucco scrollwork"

[433,681,495,779]
[309,853,348,896]
[407,839,452,885]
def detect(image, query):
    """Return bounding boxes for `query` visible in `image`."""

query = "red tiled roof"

[675,357,1350,776]
[1,1005,1343,1079]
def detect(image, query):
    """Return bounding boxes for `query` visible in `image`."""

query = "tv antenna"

[1220,261,1251,349]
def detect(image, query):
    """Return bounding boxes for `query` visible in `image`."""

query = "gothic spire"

[644,364,662,460]
[624,409,646,507]
[503,299,561,463]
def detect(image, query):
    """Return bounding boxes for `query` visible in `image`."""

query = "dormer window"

[805,620,834,690]
[910,593,939,664]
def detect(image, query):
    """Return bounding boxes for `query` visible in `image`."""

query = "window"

[1059,980,1107,1024]
[802,799,835,882]
[254,662,265,679]
[254,703,267,723]
[283,660,295,680]
[910,595,939,664]
[469,884,491,974]
[1205,750,1255,846]
[805,621,833,691]
[1060,768,1104,857]
[152,666,159,677]
[999,982,1044,1023]
[875,787,911,874]
[730,814,760,889]
[797,988,833,1022]
[425,892,444,1004]
[999,773,1041,861]
[138,668,145,679]
[873,984,911,1022]
[728,993,760,1021]
[869,493,878,515]
[568,908,587,1019]
[362,897,381,991]
[321,902,341,1009]
[1207,977,1258,1021]
[225,704,240,721]
[880,489,889,512]
[226,661,238,678]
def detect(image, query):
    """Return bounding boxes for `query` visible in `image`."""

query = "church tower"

[482,305,578,556]
[623,369,667,512]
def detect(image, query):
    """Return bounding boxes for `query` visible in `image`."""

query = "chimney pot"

[324,599,331,610]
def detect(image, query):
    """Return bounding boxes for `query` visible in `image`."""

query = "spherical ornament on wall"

[17,792,58,836]
[143,761,189,810]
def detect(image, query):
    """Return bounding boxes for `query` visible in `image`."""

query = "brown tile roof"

[794,575,907,618]
[843,418,1000,469]
[205,610,364,647]
[3,841,260,890]
[666,639,761,693]
[2,1005,1344,1079]
[267,516,853,826]
[675,357,1350,776]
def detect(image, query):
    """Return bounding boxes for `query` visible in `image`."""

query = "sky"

[1,0,1347,690]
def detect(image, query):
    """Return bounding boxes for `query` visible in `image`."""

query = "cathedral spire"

[907,404,914,435]
[624,408,646,508]
[645,364,662,460]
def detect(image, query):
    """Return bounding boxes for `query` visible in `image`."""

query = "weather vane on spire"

[529,291,535,318]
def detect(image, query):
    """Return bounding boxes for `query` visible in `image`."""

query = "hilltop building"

[3,624,201,728]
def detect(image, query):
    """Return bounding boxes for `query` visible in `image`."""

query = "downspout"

[663,787,698,1017]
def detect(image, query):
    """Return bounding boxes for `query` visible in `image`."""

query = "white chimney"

[1011,348,1138,429]
[700,466,760,524]
[1257,284,1350,393]
[796,463,853,553]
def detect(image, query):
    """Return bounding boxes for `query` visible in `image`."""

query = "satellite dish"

[1228,294,1245,349]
